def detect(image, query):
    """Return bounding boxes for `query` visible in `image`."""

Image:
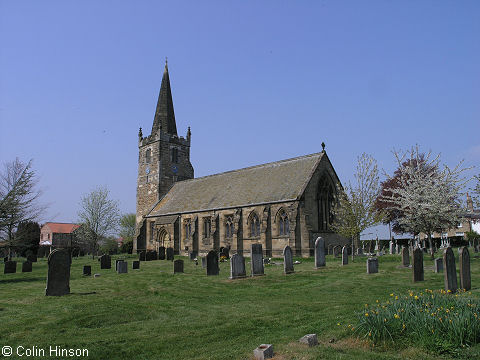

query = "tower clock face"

[172,165,178,174]
[145,166,150,175]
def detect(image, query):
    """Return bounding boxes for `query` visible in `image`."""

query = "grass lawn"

[1,251,480,360]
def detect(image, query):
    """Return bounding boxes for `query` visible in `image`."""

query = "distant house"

[40,222,80,248]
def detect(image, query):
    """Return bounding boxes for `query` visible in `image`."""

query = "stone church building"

[135,62,347,257]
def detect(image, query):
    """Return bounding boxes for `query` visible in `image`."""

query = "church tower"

[136,61,194,247]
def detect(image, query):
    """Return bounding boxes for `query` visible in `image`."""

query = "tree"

[15,221,41,257]
[77,186,120,258]
[379,146,469,257]
[331,153,382,257]
[472,174,480,208]
[0,158,46,258]
[119,213,135,254]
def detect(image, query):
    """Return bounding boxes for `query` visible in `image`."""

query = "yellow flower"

[384,318,387,322]
[337,323,340,326]
[447,289,451,293]
[395,296,399,300]
[402,323,406,330]
[365,313,369,317]
[414,295,419,300]
[390,293,394,297]
[394,314,400,319]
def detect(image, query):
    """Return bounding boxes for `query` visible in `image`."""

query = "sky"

[1,1,479,239]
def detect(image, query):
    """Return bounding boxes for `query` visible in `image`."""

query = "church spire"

[151,58,177,136]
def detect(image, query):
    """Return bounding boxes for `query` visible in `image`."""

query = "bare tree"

[331,153,382,259]
[472,174,480,208]
[0,158,46,258]
[77,186,120,258]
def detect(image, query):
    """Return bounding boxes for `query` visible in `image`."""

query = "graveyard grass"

[1,253,480,360]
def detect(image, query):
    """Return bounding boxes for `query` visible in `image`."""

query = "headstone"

[396,244,400,254]
[132,260,140,269]
[83,265,91,276]
[117,261,127,274]
[366,258,378,274]
[250,244,264,276]
[4,260,16,274]
[158,247,166,260]
[166,247,174,261]
[100,254,111,269]
[314,237,325,268]
[27,254,37,263]
[22,261,32,272]
[389,241,395,254]
[189,251,197,260]
[139,251,146,261]
[459,247,471,291]
[299,334,318,347]
[369,241,375,253]
[229,253,246,279]
[283,246,294,274]
[221,247,230,259]
[173,259,184,274]
[45,249,70,296]
[356,248,363,255]
[401,246,409,267]
[115,259,124,271]
[327,245,333,255]
[201,256,206,268]
[146,250,157,261]
[443,247,457,293]
[434,258,443,273]
[206,250,219,276]
[412,248,424,282]
[253,344,273,360]
[263,258,270,265]
[341,246,348,266]
[3,256,8,262]
[333,245,341,258]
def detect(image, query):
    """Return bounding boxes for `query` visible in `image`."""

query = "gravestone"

[132,261,140,269]
[206,250,219,276]
[356,248,363,255]
[4,260,17,274]
[100,254,111,269]
[201,256,206,268]
[158,247,166,260]
[117,261,127,274]
[3,256,8,262]
[368,241,375,253]
[401,246,409,267]
[283,246,294,274]
[221,247,230,259]
[189,251,197,260]
[230,253,246,279]
[327,245,333,255]
[412,248,424,282]
[333,245,341,258]
[443,247,457,293]
[139,251,146,261]
[115,259,124,271]
[45,249,70,296]
[389,241,395,254]
[173,259,184,274]
[250,244,264,276]
[146,250,157,261]
[22,261,32,272]
[341,246,348,266]
[27,254,37,263]
[299,334,318,347]
[434,258,443,273]
[166,247,174,261]
[253,344,273,360]
[83,265,91,276]
[314,237,325,268]
[396,244,400,254]
[366,258,378,274]
[459,247,471,291]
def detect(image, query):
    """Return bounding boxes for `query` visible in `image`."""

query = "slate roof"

[147,152,325,217]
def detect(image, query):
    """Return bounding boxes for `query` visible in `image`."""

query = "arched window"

[146,149,151,164]
[249,213,260,237]
[225,216,234,238]
[317,174,335,231]
[171,148,178,163]
[184,220,191,239]
[150,221,155,242]
[203,217,211,238]
[278,210,289,235]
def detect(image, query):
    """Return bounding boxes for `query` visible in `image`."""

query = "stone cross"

[173,259,184,274]
[412,248,424,282]
[401,246,409,267]
[45,249,71,296]
[341,246,348,265]
[283,245,294,274]
[366,257,378,274]
[206,250,219,276]
[434,258,443,273]
[459,246,471,291]
[22,261,32,273]
[117,261,128,274]
[166,247,174,261]
[83,265,91,276]
[443,246,457,293]
[251,243,264,276]
[230,253,246,279]
[158,247,166,260]
[314,237,325,268]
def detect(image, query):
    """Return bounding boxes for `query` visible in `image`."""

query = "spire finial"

[165,57,168,69]
[321,142,325,151]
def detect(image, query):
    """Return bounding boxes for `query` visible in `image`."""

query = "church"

[135,62,347,257]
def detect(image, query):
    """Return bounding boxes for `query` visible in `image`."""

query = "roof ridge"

[45,222,79,225]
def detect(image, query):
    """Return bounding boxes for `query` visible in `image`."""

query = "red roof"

[43,222,80,234]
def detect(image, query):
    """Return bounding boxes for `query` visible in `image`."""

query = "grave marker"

[314,237,325,268]
[401,246,409,267]
[83,265,91,276]
[166,247,174,261]
[173,259,184,274]
[251,244,264,276]
[117,261,127,274]
[412,248,424,282]
[283,246,294,274]
[100,254,111,269]
[45,249,70,296]
[229,253,246,279]
[132,261,140,269]
[158,247,166,260]
[443,247,457,293]
[4,260,16,274]
[367,258,378,274]
[341,246,348,266]
[459,246,471,291]
[22,261,32,272]
[206,250,219,276]
[434,258,443,273]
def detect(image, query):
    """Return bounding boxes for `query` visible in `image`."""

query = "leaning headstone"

[366,258,378,274]
[250,244,264,276]
[117,261,127,274]
[22,261,32,272]
[299,334,318,347]
[45,249,70,296]
[443,247,458,293]
[253,344,273,360]
[434,258,443,273]
[173,259,184,274]
[283,246,294,274]
[4,260,17,274]
[158,247,166,260]
[459,247,471,291]
[132,260,140,270]
[401,247,409,267]
[166,247,174,261]
[139,251,146,261]
[27,254,37,263]
[314,237,325,268]
[83,265,91,276]
[341,246,348,266]
[100,254,111,269]
[206,250,219,276]
[412,248,424,282]
[230,253,246,279]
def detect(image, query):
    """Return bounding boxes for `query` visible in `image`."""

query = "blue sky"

[1,1,479,238]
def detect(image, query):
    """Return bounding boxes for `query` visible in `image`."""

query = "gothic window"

[317,174,336,231]
[225,216,234,238]
[171,148,178,163]
[146,149,151,164]
[278,210,289,236]
[203,217,211,238]
[150,222,155,242]
[184,220,192,239]
[249,212,260,237]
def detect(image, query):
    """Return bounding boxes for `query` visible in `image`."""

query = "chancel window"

[250,213,260,237]
[203,217,211,238]
[146,149,151,164]
[225,216,234,238]
[184,220,192,239]
[278,210,289,235]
